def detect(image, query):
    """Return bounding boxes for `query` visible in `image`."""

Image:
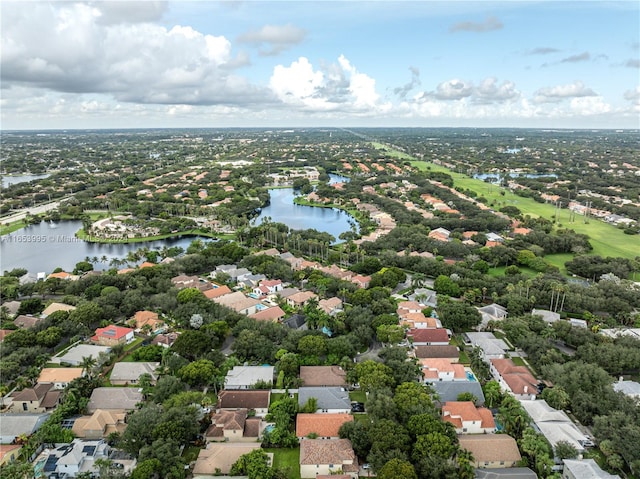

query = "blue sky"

[1,1,638,129]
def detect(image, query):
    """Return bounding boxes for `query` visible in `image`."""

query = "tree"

[393,382,435,423]
[438,301,482,332]
[554,440,578,460]
[541,386,570,411]
[376,324,405,344]
[355,360,395,392]
[80,355,98,378]
[176,287,205,304]
[177,359,217,387]
[297,335,327,358]
[377,459,417,479]
[171,330,213,361]
[339,420,372,459]
[230,449,275,479]
[482,380,503,409]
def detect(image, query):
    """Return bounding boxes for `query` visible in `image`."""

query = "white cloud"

[432,79,474,100]
[92,1,168,25]
[0,2,268,106]
[533,81,598,103]
[237,24,306,56]
[269,55,388,113]
[569,96,611,115]
[475,77,520,103]
[624,86,640,104]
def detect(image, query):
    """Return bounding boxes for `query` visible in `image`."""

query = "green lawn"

[265,447,301,479]
[458,350,471,365]
[0,219,28,235]
[406,158,639,261]
[349,391,367,403]
[181,446,202,464]
[511,357,527,367]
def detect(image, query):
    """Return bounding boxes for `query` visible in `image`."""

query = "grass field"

[349,391,367,403]
[403,158,638,260]
[265,448,301,479]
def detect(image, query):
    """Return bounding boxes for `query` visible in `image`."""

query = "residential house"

[237,273,267,289]
[217,390,271,417]
[400,312,439,330]
[318,297,343,316]
[409,288,438,309]
[532,309,561,324]
[397,301,423,317]
[37,368,84,389]
[475,468,538,479]
[86,387,143,413]
[171,274,207,290]
[91,325,134,347]
[249,306,286,322]
[52,344,111,366]
[254,279,283,296]
[41,302,77,318]
[109,362,159,386]
[205,408,264,443]
[458,435,522,468]
[46,271,80,281]
[224,366,274,390]
[151,332,179,348]
[286,291,319,309]
[299,439,359,478]
[203,284,233,300]
[431,381,486,407]
[213,291,261,316]
[0,445,21,466]
[350,275,371,289]
[131,310,165,333]
[300,366,347,387]
[37,439,110,478]
[429,227,451,242]
[10,384,61,413]
[420,358,467,383]
[408,328,450,346]
[613,378,640,399]
[13,315,42,329]
[441,401,496,434]
[1,300,21,316]
[296,413,353,439]
[413,345,460,362]
[193,443,264,477]
[562,459,620,479]
[520,400,592,455]
[464,332,510,361]
[490,359,539,400]
[477,304,508,329]
[298,387,351,414]
[72,409,127,439]
[0,413,49,443]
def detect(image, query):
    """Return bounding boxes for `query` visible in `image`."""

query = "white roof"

[465,332,510,356]
[563,459,620,478]
[613,380,640,397]
[224,366,274,388]
[110,362,159,382]
[520,400,589,452]
[55,344,112,365]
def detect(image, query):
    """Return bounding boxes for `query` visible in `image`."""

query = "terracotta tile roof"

[14,315,42,329]
[442,401,495,429]
[203,285,232,299]
[38,368,84,384]
[217,390,270,410]
[491,359,538,396]
[299,439,358,471]
[91,325,133,342]
[249,306,286,322]
[0,445,21,462]
[458,435,521,463]
[414,345,459,359]
[243,418,262,438]
[0,329,14,342]
[299,366,347,387]
[408,328,449,343]
[296,413,353,438]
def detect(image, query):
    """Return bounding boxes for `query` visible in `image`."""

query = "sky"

[1,0,639,130]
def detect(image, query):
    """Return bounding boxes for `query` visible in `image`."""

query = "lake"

[0,221,202,274]
[252,174,355,242]
[1,173,51,188]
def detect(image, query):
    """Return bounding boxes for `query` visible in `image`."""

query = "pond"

[0,220,204,274]
[252,174,355,243]
[1,173,51,188]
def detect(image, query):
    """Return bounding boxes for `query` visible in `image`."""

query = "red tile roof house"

[441,401,496,434]
[205,409,264,443]
[299,439,359,478]
[217,390,271,417]
[249,306,286,322]
[408,328,450,346]
[91,325,135,347]
[490,358,539,400]
[296,413,354,439]
[419,358,467,383]
[350,275,371,289]
[412,345,460,362]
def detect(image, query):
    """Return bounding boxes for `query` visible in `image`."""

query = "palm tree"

[80,356,97,379]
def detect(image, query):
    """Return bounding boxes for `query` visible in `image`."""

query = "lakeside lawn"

[75,227,226,244]
[405,158,638,261]
[0,219,28,235]
[264,447,301,479]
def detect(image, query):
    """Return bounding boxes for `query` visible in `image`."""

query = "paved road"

[1,199,68,224]
[355,340,384,363]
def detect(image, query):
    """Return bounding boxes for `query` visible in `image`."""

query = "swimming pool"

[33,458,46,477]
[466,371,477,381]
